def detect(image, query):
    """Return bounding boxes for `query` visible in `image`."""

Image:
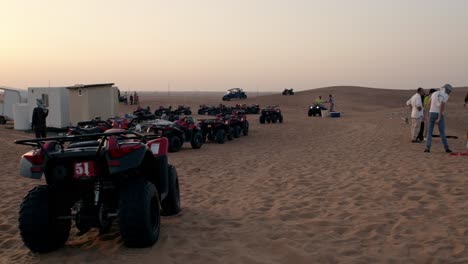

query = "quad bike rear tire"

[259,116,265,124]
[161,165,181,216]
[190,131,203,149]
[242,121,249,136]
[279,116,283,123]
[0,116,6,124]
[233,126,241,138]
[168,136,183,153]
[227,127,234,141]
[266,117,271,124]
[119,179,160,247]
[215,129,225,144]
[19,185,71,253]
[271,116,278,123]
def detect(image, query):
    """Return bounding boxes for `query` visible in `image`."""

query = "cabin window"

[41,94,49,107]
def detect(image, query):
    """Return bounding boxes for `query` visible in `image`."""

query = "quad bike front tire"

[19,185,71,253]
[215,129,225,144]
[119,179,160,248]
[259,116,265,124]
[161,165,181,216]
[0,116,6,124]
[279,115,283,123]
[190,131,203,149]
[168,136,183,153]
[271,116,278,123]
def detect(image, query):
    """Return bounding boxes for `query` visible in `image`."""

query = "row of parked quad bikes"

[13,103,288,253]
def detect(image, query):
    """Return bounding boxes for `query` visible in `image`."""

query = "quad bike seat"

[68,141,100,149]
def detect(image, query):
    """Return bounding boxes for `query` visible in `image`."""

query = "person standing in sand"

[406,87,424,143]
[328,94,335,112]
[31,99,49,138]
[423,88,437,141]
[424,84,454,153]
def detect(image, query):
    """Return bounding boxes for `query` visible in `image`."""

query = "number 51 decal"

[73,162,96,178]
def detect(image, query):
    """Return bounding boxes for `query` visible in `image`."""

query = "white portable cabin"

[28,87,70,129]
[0,86,28,121]
[67,83,119,126]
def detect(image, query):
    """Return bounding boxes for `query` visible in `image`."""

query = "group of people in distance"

[406,84,468,153]
[123,91,139,105]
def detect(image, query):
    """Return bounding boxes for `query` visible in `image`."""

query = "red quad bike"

[232,110,249,136]
[15,130,181,253]
[107,117,134,130]
[67,120,113,135]
[198,116,233,144]
[259,106,283,124]
[147,116,203,153]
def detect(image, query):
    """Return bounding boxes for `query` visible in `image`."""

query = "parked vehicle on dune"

[231,110,249,136]
[198,105,220,115]
[133,108,156,120]
[222,88,247,101]
[198,117,231,144]
[154,106,172,117]
[233,104,260,114]
[107,117,137,130]
[67,120,112,135]
[282,89,294,95]
[15,130,181,253]
[147,116,203,152]
[308,104,327,117]
[173,105,192,116]
[259,106,283,124]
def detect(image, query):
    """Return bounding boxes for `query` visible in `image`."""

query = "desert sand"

[0,86,467,264]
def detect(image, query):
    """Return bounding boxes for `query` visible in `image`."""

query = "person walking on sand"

[32,99,49,138]
[424,84,454,153]
[406,87,424,143]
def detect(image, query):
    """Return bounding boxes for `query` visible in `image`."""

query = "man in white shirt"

[424,84,454,153]
[406,87,424,142]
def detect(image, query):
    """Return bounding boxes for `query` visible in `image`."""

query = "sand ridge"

[0,86,467,263]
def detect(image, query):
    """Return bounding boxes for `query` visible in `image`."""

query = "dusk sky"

[1,0,468,91]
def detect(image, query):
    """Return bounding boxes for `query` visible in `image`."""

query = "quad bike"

[198,105,220,115]
[308,104,327,117]
[15,130,181,253]
[282,89,294,95]
[198,118,231,144]
[231,110,249,136]
[133,108,156,120]
[147,116,203,153]
[173,105,192,116]
[259,106,283,124]
[67,120,112,135]
[154,106,172,117]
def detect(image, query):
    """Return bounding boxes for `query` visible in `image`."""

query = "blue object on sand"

[330,112,341,118]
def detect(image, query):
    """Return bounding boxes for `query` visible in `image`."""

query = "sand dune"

[0,86,467,263]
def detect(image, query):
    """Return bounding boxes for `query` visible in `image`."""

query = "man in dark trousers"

[32,99,49,138]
